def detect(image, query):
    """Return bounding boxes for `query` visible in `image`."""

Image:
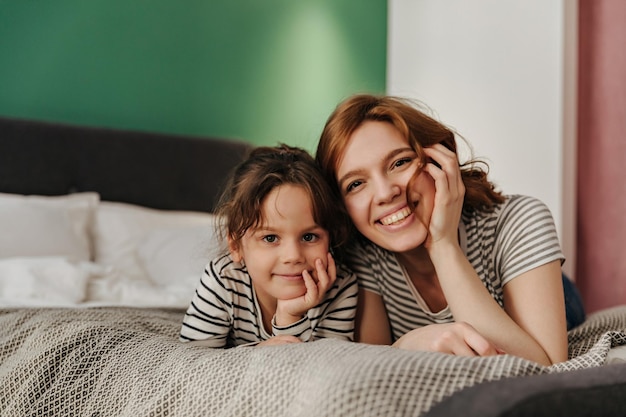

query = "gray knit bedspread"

[1,305,625,417]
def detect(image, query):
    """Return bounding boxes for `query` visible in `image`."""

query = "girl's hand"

[422,144,465,248]
[257,335,302,346]
[275,252,337,325]
[392,322,503,356]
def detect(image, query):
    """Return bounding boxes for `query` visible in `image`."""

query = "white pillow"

[0,192,99,261]
[92,201,222,284]
[137,224,226,287]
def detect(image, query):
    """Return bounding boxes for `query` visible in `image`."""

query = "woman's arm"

[423,145,567,365]
[503,260,569,364]
[355,288,392,344]
[358,287,501,355]
[429,241,564,365]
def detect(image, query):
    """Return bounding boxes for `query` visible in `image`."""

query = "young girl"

[180,144,358,348]
[316,94,578,365]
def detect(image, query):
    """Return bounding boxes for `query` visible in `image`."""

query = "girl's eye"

[302,233,318,242]
[345,180,362,194]
[262,235,278,243]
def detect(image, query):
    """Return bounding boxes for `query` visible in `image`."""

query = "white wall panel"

[387,0,577,277]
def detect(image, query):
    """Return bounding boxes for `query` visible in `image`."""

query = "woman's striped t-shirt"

[347,194,565,342]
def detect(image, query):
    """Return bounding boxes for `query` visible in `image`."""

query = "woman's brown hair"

[215,143,351,253]
[315,94,504,213]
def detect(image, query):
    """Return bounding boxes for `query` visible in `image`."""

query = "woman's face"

[335,121,436,253]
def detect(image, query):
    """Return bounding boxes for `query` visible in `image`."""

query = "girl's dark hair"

[216,143,351,254]
[315,94,504,213]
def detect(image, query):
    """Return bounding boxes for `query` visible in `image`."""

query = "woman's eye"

[262,235,277,243]
[393,157,413,169]
[345,180,362,193]
[302,233,318,242]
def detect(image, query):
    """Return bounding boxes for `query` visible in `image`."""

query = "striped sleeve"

[495,195,565,285]
[179,258,233,347]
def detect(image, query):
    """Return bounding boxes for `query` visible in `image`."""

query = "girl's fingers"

[302,270,319,303]
[313,258,329,291]
[325,253,337,286]
[257,335,302,346]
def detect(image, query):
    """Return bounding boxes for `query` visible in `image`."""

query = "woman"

[316,94,575,365]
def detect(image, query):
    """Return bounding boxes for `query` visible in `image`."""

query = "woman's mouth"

[379,207,413,226]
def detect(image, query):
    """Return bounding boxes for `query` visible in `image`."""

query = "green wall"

[0,0,386,152]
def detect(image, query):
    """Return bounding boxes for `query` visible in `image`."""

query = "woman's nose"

[372,175,401,204]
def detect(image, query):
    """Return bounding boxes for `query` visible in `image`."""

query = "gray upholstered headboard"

[0,116,253,212]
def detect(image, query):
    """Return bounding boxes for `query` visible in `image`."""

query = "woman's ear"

[228,237,243,263]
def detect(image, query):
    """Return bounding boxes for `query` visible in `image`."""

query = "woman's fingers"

[423,144,464,198]
[421,145,465,247]
[392,322,500,357]
[430,330,478,356]
[458,322,501,356]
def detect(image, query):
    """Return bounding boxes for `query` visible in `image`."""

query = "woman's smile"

[379,206,414,226]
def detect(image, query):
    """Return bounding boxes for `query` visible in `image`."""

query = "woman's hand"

[422,144,465,248]
[274,253,337,325]
[392,322,503,356]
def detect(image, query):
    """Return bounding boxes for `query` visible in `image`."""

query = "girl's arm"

[272,253,358,342]
[179,265,232,348]
[274,256,336,327]
[274,258,358,341]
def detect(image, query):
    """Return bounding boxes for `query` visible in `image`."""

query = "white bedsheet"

[0,256,198,309]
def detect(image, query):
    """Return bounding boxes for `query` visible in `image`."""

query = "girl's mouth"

[379,206,413,226]
[276,273,305,282]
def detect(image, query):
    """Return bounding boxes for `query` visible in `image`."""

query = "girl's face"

[230,184,330,307]
[335,121,436,253]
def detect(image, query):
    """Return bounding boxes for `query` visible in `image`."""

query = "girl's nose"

[282,240,305,263]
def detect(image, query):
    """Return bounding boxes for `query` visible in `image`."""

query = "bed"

[1,115,625,417]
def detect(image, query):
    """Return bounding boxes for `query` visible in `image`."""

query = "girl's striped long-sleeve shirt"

[180,253,358,347]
